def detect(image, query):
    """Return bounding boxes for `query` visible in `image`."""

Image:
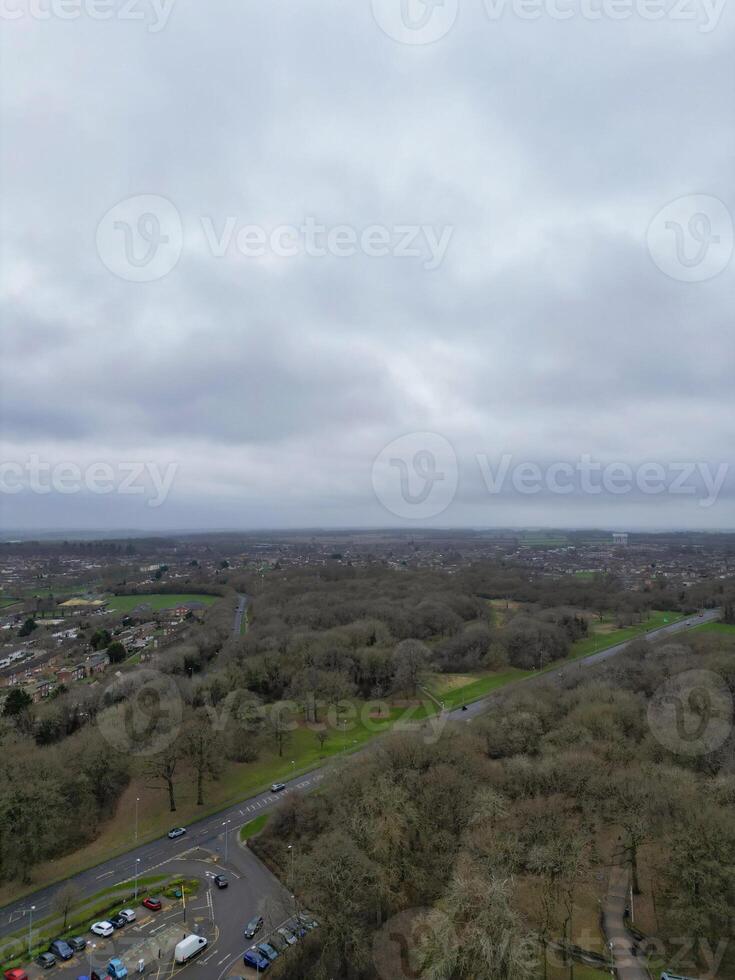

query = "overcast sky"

[1,0,733,533]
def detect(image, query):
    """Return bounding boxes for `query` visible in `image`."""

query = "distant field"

[690,620,734,635]
[428,610,685,710]
[0,597,19,609]
[105,593,219,613]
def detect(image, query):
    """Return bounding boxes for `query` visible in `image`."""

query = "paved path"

[602,867,650,980]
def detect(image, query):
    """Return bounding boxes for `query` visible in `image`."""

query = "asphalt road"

[0,606,718,971]
[231,595,248,637]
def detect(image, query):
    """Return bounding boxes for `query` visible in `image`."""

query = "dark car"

[49,939,74,960]
[36,953,56,969]
[257,942,279,962]
[109,913,128,929]
[142,896,162,911]
[68,936,87,953]
[244,915,264,938]
[297,911,319,930]
[213,874,228,889]
[243,949,269,972]
[289,919,308,938]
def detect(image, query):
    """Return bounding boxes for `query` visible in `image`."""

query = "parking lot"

[4,837,294,980]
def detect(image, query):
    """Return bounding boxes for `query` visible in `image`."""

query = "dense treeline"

[254,631,735,979]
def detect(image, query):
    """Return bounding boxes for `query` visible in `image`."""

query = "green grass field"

[690,620,735,635]
[239,813,270,842]
[105,593,219,613]
[428,610,685,710]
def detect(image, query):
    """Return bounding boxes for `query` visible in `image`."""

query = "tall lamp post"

[88,942,97,975]
[27,904,35,959]
[135,796,140,844]
[222,819,231,863]
[134,857,141,900]
[287,843,295,890]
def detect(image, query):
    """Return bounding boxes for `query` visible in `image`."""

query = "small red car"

[4,971,29,980]
[142,896,162,911]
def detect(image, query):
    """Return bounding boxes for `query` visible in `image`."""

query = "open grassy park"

[104,593,219,614]
[427,608,686,710]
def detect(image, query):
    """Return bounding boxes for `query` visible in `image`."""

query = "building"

[612,532,629,546]
[85,651,110,674]
[56,663,86,685]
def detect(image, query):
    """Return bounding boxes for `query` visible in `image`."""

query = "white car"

[118,909,136,923]
[91,921,114,937]
[271,783,286,793]
[167,826,186,839]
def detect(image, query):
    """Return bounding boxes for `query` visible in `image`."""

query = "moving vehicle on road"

[244,915,263,938]
[244,948,270,971]
[91,921,115,937]
[174,934,207,964]
[167,826,186,839]
[257,942,279,962]
[142,896,162,911]
[49,938,74,960]
[36,953,56,969]
[213,873,228,888]
[270,782,286,792]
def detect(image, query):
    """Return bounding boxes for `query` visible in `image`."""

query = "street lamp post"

[287,843,294,890]
[28,905,35,959]
[134,857,141,900]
[135,796,140,844]
[222,819,231,863]
[88,942,97,974]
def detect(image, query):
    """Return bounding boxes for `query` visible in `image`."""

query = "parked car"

[142,896,162,911]
[289,918,308,938]
[106,959,127,979]
[68,937,87,953]
[297,911,319,930]
[277,925,298,946]
[296,911,319,930]
[109,913,128,929]
[118,909,136,923]
[244,915,264,938]
[270,783,286,792]
[167,826,186,839]
[91,921,115,937]
[243,949,270,972]
[213,874,228,888]
[36,953,56,969]
[49,939,74,960]
[257,942,279,962]
[4,970,29,980]
[174,935,207,964]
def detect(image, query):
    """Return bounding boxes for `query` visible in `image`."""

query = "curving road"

[0,606,718,965]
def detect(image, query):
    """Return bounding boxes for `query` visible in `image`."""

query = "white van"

[174,934,207,964]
